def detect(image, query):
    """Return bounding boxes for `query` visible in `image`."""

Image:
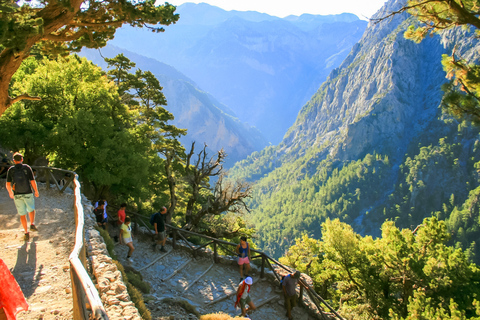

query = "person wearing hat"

[235,276,256,317]
[6,152,39,241]
[282,271,305,320]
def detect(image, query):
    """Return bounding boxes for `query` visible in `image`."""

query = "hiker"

[6,153,39,241]
[236,236,251,281]
[282,270,305,320]
[235,276,256,317]
[115,203,127,242]
[152,206,168,252]
[93,200,107,230]
[94,198,108,229]
[120,216,135,262]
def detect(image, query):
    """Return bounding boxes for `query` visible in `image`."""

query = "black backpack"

[13,165,31,194]
[150,212,160,226]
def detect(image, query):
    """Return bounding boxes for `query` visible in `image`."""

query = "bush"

[200,312,249,320]
[96,226,117,260]
[126,270,151,294]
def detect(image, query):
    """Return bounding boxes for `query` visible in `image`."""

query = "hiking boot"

[30,224,38,231]
[24,233,30,241]
[160,246,167,253]
[127,257,133,263]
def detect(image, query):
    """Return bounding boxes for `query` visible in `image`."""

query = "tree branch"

[8,94,42,105]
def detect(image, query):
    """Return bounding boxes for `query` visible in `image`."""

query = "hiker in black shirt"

[152,207,167,252]
[6,153,39,241]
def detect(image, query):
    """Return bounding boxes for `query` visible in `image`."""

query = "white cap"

[245,277,253,285]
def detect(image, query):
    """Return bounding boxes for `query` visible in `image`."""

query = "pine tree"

[0,0,178,116]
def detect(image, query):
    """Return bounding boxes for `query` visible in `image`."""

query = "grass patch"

[96,226,117,260]
[162,297,201,318]
[200,312,249,320]
[126,270,151,294]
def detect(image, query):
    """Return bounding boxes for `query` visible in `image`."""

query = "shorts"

[96,215,106,224]
[240,295,251,309]
[284,293,297,310]
[14,193,35,216]
[155,231,166,241]
[123,237,132,244]
[238,257,250,265]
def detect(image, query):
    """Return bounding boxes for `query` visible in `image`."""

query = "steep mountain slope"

[109,3,367,143]
[229,0,480,258]
[80,47,267,167]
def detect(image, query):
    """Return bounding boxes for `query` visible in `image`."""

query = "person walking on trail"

[115,203,127,242]
[94,198,108,230]
[152,206,167,253]
[6,153,39,241]
[93,201,107,230]
[120,216,135,262]
[236,236,251,281]
[282,270,305,320]
[235,276,255,317]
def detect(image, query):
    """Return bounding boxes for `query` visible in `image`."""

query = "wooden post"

[300,285,304,307]
[260,254,266,278]
[213,240,218,263]
[172,229,177,249]
[46,169,50,190]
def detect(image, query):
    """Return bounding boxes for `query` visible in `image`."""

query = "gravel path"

[0,183,76,320]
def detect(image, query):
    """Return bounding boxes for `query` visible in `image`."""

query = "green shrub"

[96,226,117,260]
[126,270,151,294]
[162,298,200,317]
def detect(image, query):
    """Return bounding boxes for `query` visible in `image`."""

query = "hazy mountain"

[80,46,268,167]
[228,0,480,258]
[109,3,367,143]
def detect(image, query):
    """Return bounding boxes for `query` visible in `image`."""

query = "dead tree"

[183,142,252,237]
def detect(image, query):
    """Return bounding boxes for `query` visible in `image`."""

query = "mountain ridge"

[109,3,368,143]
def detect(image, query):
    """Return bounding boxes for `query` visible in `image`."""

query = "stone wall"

[82,198,142,320]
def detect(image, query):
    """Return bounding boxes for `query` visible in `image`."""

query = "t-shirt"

[93,207,105,223]
[117,209,126,224]
[238,243,249,258]
[6,164,34,195]
[121,223,132,239]
[282,274,299,297]
[94,200,108,219]
[153,212,166,232]
[238,281,249,299]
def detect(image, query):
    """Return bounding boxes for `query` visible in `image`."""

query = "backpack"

[150,212,160,226]
[279,274,287,289]
[13,165,31,194]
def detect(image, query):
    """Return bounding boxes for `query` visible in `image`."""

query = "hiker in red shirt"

[235,276,256,317]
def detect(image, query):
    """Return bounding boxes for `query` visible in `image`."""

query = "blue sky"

[163,0,387,20]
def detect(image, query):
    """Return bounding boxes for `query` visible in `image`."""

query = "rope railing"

[122,209,344,320]
[1,164,108,319]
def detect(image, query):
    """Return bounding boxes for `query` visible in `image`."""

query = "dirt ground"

[0,184,76,320]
